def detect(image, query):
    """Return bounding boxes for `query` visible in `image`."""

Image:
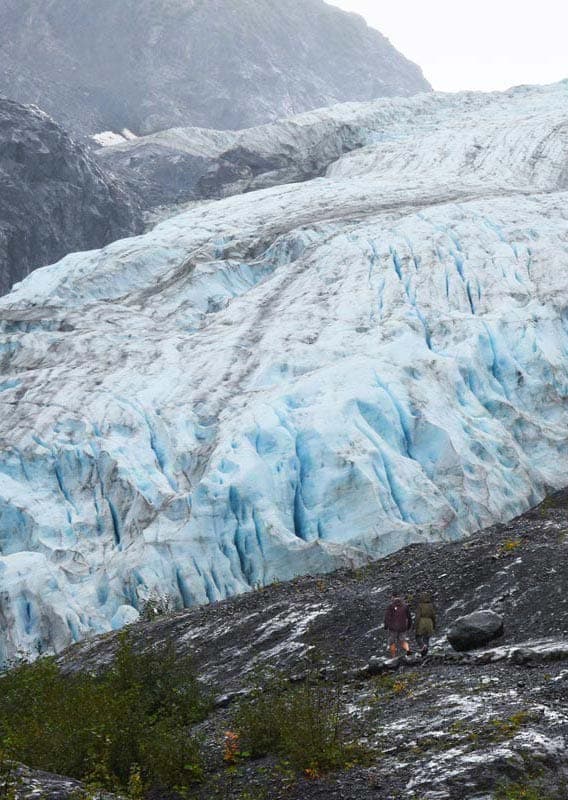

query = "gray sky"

[327,0,568,92]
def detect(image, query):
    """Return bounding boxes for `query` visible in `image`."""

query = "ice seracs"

[0,81,567,663]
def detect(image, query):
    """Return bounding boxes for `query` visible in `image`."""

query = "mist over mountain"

[0,0,430,138]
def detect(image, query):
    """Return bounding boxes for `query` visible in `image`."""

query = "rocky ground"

[11,489,566,800]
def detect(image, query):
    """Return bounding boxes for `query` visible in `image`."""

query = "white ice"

[0,82,567,661]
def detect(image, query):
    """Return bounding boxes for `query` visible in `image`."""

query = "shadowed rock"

[0,98,142,295]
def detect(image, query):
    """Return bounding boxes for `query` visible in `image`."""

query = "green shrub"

[498,538,522,555]
[235,667,367,775]
[495,781,557,800]
[0,633,210,794]
[139,716,204,789]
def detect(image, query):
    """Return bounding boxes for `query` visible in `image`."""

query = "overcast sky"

[327,0,568,92]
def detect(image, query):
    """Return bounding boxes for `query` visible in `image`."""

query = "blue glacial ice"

[0,81,567,661]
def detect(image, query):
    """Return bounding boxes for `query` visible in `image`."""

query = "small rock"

[510,647,537,665]
[447,610,504,651]
[357,656,401,678]
[213,688,254,708]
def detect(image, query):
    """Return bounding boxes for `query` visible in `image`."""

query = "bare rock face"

[0,98,142,295]
[0,0,430,138]
[95,116,370,210]
[95,110,376,211]
[10,765,82,800]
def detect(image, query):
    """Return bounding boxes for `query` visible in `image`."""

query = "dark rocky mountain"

[0,98,142,295]
[0,0,430,139]
[15,489,567,800]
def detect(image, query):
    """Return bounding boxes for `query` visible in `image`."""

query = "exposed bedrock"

[0,98,142,295]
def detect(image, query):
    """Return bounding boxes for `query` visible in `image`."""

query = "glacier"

[0,82,567,662]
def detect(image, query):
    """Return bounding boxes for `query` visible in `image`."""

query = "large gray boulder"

[0,98,142,295]
[448,611,505,652]
[0,0,430,138]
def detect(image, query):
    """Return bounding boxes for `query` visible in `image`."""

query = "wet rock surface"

[447,611,505,652]
[9,765,83,800]
[35,489,568,800]
[0,98,142,294]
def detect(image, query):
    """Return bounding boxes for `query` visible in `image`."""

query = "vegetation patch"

[0,633,211,796]
[233,667,372,777]
[498,538,522,556]
[495,779,561,800]
[465,710,538,749]
[372,672,419,700]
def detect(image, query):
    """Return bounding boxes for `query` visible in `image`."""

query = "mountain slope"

[0,0,430,138]
[95,112,369,210]
[0,82,567,661]
[0,98,142,295]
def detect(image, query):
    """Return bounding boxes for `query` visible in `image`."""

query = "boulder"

[447,611,504,652]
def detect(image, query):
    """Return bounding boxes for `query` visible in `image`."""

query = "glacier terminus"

[0,82,567,662]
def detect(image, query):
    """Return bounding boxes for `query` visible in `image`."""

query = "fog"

[328,0,568,91]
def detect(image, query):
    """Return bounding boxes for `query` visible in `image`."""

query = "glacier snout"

[0,83,568,661]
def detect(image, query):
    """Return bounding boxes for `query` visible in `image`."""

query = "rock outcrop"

[1,82,568,660]
[95,114,370,211]
[0,98,142,295]
[0,0,430,138]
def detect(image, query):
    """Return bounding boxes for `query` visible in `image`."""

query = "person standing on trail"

[384,591,413,658]
[415,592,437,658]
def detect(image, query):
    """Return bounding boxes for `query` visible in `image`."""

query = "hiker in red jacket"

[384,591,413,658]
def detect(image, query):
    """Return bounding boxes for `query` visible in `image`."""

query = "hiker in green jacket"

[415,593,436,657]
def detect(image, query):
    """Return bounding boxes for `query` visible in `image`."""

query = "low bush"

[234,666,368,775]
[495,780,559,800]
[498,538,522,555]
[0,633,210,795]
